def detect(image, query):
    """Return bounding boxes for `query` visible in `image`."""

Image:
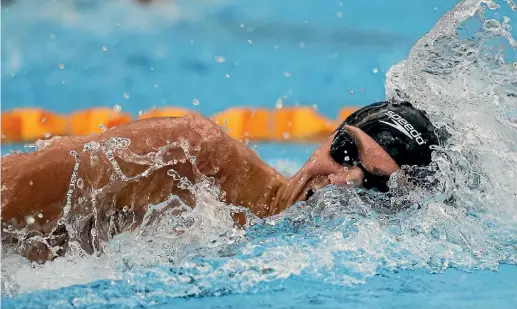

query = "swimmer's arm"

[1,135,94,231]
[1,116,284,230]
[1,117,201,230]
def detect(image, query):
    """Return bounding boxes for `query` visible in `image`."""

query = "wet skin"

[1,115,399,262]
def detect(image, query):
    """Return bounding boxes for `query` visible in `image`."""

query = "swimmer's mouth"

[305,188,315,201]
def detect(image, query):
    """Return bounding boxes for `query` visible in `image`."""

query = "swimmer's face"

[283,125,400,206]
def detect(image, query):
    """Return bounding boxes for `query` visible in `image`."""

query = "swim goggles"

[329,128,391,191]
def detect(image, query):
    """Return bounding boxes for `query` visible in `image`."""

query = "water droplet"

[62,80,66,84]
[360,88,365,92]
[113,104,122,112]
[336,11,343,18]
[116,21,121,26]
[58,64,64,69]
[283,132,290,139]
[91,228,97,236]
[349,89,354,94]
[248,40,253,45]
[344,156,350,161]
[484,19,501,30]
[486,1,500,9]
[192,98,200,106]
[150,67,155,71]
[123,92,130,99]
[29,180,34,186]
[138,110,143,116]
[312,104,318,110]
[239,24,245,28]
[225,74,231,78]
[99,124,107,131]
[215,56,225,63]
[373,68,379,74]
[77,178,84,189]
[284,72,291,77]
[44,132,51,138]
[276,98,283,109]
[37,213,44,218]
[25,216,35,225]
[40,117,47,123]
[102,46,108,52]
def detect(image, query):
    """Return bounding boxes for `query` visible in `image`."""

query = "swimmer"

[1,101,439,263]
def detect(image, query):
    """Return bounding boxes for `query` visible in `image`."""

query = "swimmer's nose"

[329,167,364,188]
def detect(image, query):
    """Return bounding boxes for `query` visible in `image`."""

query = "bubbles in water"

[58,64,64,69]
[192,98,200,106]
[123,92,130,100]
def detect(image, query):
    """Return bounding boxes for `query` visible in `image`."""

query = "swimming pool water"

[3,265,517,309]
[2,0,456,118]
[2,0,517,308]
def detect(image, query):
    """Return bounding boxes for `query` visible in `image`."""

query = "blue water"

[2,0,455,118]
[3,0,517,308]
[3,265,517,309]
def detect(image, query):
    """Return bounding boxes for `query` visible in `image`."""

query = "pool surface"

[2,0,517,308]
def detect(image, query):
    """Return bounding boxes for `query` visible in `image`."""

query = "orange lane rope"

[1,106,357,143]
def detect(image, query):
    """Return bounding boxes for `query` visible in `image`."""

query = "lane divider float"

[1,106,357,144]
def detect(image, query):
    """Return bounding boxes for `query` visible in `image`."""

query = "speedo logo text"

[380,111,426,145]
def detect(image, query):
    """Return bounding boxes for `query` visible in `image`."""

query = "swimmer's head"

[284,101,441,206]
[330,101,440,191]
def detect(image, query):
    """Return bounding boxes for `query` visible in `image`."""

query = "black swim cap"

[339,101,439,168]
